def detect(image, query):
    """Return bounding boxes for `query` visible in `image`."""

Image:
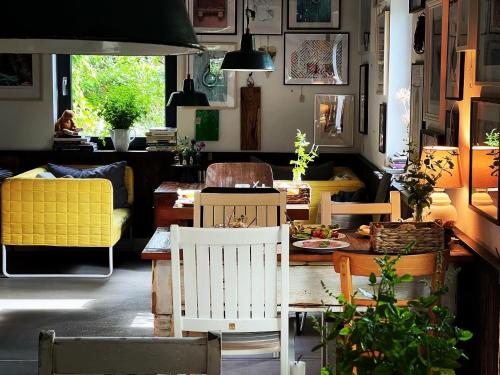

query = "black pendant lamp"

[0,0,203,55]
[167,74,209,107]
[221,2,274,71]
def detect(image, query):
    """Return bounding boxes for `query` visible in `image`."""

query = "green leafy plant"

[312,249,472,375]
[98,85,148,131]
[398,145,456,221]
[484,129,499,147]
[290,129,319,182]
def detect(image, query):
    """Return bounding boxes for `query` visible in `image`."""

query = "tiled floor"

[0,245,322,374]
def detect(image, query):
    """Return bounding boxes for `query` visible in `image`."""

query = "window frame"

[56,54,177,150]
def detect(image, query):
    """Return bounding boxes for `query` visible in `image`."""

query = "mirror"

[470,98,500,225]
[313,94,354,148]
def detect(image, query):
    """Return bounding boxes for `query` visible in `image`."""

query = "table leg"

[152,259,173,337]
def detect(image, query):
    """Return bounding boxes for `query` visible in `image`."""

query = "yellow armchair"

[1,165,133,278]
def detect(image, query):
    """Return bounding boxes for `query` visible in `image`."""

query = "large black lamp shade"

[221,30,274,72]
[167,75,210,107]
[0,0,204,55]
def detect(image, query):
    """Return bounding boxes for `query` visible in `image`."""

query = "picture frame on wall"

[284,32,349,85]
[410,64,424,153]
[359,64,369,134]
[445,108,459,147]
[287,0,341,30]
[0,54,41,100]
[409,0,426,13]
[359,0,371,53]
[379,103,387,153]
[188,0,237,35]
[456,0,478,51]
[245,0,283,35]
[423,0,442,122]
[313,94,354,147]
[476,0,500,85]
[446,0,465,100]
[376,9,390,95]
[188,43,237,108]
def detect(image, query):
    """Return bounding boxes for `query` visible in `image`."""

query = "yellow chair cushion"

[111,208,132,245]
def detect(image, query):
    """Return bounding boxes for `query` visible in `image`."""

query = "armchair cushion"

[48,161,129,209]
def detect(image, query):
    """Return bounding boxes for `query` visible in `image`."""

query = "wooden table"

[141,227,471,336]
[154,182,310,227]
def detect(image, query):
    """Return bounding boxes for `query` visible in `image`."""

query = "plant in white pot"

[99,85,147,151]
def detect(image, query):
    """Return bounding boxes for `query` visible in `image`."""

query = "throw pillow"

[36,172,56,179]
[47,161,129,208]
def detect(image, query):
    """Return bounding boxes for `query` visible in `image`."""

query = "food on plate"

[357,224,371,236]
[302,240,338,248]
[290,223,341,239]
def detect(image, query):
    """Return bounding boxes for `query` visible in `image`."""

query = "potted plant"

[313,251,472,375]
[290,129,319,182]
[99,85,147,151]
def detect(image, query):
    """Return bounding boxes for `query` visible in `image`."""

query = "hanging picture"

[410,64,424,153]
[476,0,500,84]
[188,43,237,108]
[313,94,354,147]
[195,109,219,141]
[423,0,442,122]
[284,33,349,85]
[445,109,459,147]
[188,0,237,34]
[409,0,426,13]
[446,0,464,100]
[287,0,341,29]
[376,9,390,95]
[359,64,369,134]
[359,0,371,53]
[379,103,387,153]
[0,54,41,100]
[245,0,283,35]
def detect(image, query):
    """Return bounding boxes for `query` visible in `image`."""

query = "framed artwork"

[0,54,41,100]
[456,0,478,51]
[359,64,369,134]
[188,43,237,107]
[378,103,387,153]
[245,0,282,35]
[445,108,459,147]
[446,0,465,100]
[423,0,442,122]
[195,109,219,141]
[287,0,341,29]
[284,32,349,85]
[376,9,390,95]
[188,0,237,34]
[313,94,354,147]
[476,0,500,84]
[409,0,426,13]
[410,64,424,152]
[359,0,371,53]
[469,97,500,225]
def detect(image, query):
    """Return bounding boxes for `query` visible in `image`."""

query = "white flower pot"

[111,129,136,151]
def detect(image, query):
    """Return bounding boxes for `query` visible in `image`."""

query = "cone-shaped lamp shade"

[471,146,499,188]
[420,146,463,189]
[0,0,203,55]
[167,75,209,107]
[221,29,274,71]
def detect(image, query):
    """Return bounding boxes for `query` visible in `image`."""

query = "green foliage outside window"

[72,55,165,136]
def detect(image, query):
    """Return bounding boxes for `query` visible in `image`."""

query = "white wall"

[0,54,55,150]
[177,0,361,153]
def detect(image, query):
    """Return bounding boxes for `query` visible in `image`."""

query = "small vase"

[111,129,136,152]
[413,205,424,222]
[292,170,302,183]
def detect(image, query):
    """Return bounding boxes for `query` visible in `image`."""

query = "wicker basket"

[370,222,444,254]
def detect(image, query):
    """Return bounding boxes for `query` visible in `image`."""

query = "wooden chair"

[205,162,274,187]
[170,224,290,375]
[320,190,401,226]
[194,188,287,228]
[38,330,221,375]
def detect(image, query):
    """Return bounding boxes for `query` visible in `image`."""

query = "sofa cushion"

[47,161,129,209]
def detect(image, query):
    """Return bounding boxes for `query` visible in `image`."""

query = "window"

[57,55,177,141]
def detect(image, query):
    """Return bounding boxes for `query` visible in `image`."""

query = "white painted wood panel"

[223,245,238,319]
[251,244,265,319]
[264,243,278,318]
[209,245,224,319]
[237,245,251,319]
[196,244,211,319]
[183,243,198,318]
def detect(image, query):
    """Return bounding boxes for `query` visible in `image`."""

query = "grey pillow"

[47,162,129,209]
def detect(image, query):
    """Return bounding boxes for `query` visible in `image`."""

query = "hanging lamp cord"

[245,0,256,32]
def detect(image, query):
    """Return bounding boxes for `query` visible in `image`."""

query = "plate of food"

[290,223,342,240]
[292,239,350,253]
[356,225,371,237]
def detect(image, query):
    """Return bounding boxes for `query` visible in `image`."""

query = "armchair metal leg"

[2,245,114,278]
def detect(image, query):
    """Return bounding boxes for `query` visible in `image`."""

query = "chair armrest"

[2,178,114,247]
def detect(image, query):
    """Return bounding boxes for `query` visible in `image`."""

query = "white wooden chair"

[170,224,290,375]
[38,330,221,375]
[194,189,287,228]
[320,190,401,226]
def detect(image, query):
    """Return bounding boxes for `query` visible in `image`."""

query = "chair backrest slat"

[196,243,211,319]
[183,243,198,318]
[209,245,224,319]
[237,245,252,319]
[264,243,278,318]
[251,243,266,319]
[223,244,239,319]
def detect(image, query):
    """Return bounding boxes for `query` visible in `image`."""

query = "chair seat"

[221,331,280,355]
[111,208,131,245]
